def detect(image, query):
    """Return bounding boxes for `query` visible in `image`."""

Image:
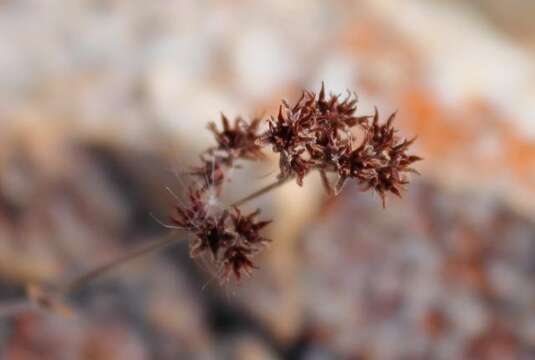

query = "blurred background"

[1,0,535,359]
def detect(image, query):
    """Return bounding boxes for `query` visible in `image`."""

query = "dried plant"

[169,83,421,282]
[18,84,421,314]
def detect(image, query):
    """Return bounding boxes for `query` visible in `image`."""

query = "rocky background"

[1,1,535,359]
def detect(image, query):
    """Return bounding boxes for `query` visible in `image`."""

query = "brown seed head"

[208,114,265,161]
[169,84,421,283]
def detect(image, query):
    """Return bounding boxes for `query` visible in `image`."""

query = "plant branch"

[54,176,292,296]
[59,231,179,295]
[230,176,292,207]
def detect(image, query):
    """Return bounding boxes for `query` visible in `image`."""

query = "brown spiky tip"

[190,211,234,259]
[258,84,421,205]
[221,245,257,281]
[173,187,273,282]
[169,187,207,231]
[168,83,420,283]
[207,114,265,161]
[231,207,272,246]
[186,207,272,282]
[337,110,422,207]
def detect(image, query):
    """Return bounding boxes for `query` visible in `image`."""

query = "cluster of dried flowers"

[171,84,421,282]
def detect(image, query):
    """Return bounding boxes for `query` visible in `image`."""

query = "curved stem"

[54,176,293,296]
[59,231,179,295]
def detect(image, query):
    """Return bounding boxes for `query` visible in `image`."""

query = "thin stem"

[59,231,178,295]
[54,176,292,296]
[230,176,292,207]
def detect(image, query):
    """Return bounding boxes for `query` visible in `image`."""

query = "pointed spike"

[256,220,273,230]
[281,99,290,109]
[386,111,397,128]
[380,192,387,208]
[293,92,306,111]
[221,113,230,131]
[248,208,261,219]
[373,106,379,125]
[277,105,284,122]
[390,186,402,198]
[207,121,218,134]
[406,136,418,145]
[232,206,242,217]
[343,89,352,103]
[346,98,358,109]
[234,116,243,126]
[407,155,423,162]
[319,81,326,101]
[249,116,262,130]
[320,170,334,196]
[335,176,348,195]
[395,136,417,151]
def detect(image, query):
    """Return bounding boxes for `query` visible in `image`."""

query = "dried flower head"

[258,83,421,206]
[207,114,265,162]
[337,109,422,206]
[221,245,256,280]
[171,188,272,281]
[231,208,272,246]
[190,211,234,259]
[170,83,420,282]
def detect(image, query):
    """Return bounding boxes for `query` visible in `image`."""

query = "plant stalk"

[57,176,292,296]
[230,176,291,207]
[60,231,178,295]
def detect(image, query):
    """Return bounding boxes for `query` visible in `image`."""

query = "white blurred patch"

[231,29,299,100]
[311,54,357,95]
[371,0,535,138]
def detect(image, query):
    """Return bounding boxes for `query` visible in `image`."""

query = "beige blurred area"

[1,0,535,359]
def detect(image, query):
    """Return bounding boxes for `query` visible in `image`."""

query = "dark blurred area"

[1,1,535,359]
